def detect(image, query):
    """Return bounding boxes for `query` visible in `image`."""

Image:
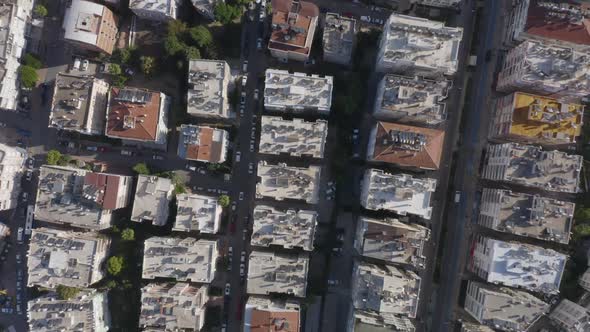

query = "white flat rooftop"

[246,251,309,297]
[174,193,221,234]
[259,116,328,158]
[187,59,230,118]
[131,175,174,226]
[142,237,218,283]
[251,205,317,251]
[256,161,322,204]
[360,169,436,219]
[264,69,333,112]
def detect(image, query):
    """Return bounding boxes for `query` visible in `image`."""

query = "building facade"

[0,143,26,211]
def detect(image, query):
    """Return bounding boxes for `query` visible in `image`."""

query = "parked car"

[249,143,254,152]
[16,254,21,264]
[21,192,28,203]
[235,151,241,162]
[243,60,248,72]
[240,92,246,105]
[248,163,254,174]
[360,15,371,22]
[73,58,81,70]
[17,228,23,244]
[241,251,246,262]
[121,150,134,156]
[254,89,259,100]
[240,105,245,115]
[225,283,231,296]
[328,279,340,286]
[81,59,89,71]
[256,38,262,50]
[27,158,34,169]
[242,229,247,241]
[242,75,247,86]
[25,170,32,181]
[239,263,245,277]
[231,201,237,211]
[152,154,164,160]
[239,192,244,201]
[86,146,98,151]
[186,164,196,171]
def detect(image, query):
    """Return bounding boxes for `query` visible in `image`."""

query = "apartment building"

[142,237,218,283]
[251,205,317,251]
[478,188,574,244]
[549,299,590,332]
[174,193,222,234]
[256,161,322,204]
[482,143,582,193]
[322,13,356,66]
[49,73,110,135]
[177,124,229,163]
[35,165,132,230]
[187,59,231,119]
[503,0,590,52]
[464,281,549,331]
[268,0,319,62]
[351,262,420,330]
[367,121,445,170]
[373,75,450,125]
[62,0,118,54]
[0,0,33,111]
[259,116,328,158]
[468,235,567,294]
[497,41,590,98]
[140,283,209,331]
[489,92,583,146]
[28,290,110,332]
[247,251,309,297]
[106,87,170,149]
[0,143,26,211]
[354,217,430,268]
[129,0,178,21]
[264,69,333,114]
[243,296,301,332]
[27,228,110,288]
[131,175,174,226]
[579,267,590,292]
[360,169,437,219]
[376,13,462,76]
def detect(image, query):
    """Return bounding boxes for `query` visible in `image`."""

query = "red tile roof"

[83,172,122,210]
[370,121,444,170]
[524,0,590,46]
[250,308,300,332]
[106,87,162,142]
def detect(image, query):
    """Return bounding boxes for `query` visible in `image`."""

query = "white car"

[248,163,254,174]
[239,264,245,277]
[121,150,133,156]
[73,58,81,70]
[242,75,247,86]
[225,283,231,296]
[241,251,246,262]
[186,164,196,171]
[17,227,23,244]
[360,15,371,23]
[81,59,89,71]
[239,192,244,201]
[231,202,237,211]
[152,154,164,160]
[250,143,254,152]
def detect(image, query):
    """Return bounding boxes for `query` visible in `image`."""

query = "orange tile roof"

[269,0,318,55]
[370,121,444,170]
[250,308,300,332]
[106,87,161,142]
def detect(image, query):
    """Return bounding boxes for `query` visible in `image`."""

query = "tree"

[108,63,122,76]
[574,223,590,242]
[107,256,124,276]
[33,4,48,17]
[112,75,128,88]
[218,195,230,207]
[183,47,201,61]
[104,280,118,290]
[121,228,135,241]
[140,56,156,75]
[164,35,184,57]
[57,154,72,166]
[113,47,134,64]
[23,53,42,69]
[189,26,213,48]
[174,183,186,194]
[46,150,62,165]
[214,3,241,24]
[19,65,38,88]
[56,285,80,300]
[132,162,150,175]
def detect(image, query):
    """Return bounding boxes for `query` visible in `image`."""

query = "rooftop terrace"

[173,193,221,234]
[131,175,174,226]
[322,12,356,65]
[264,69,333,113]
[187,59,230,118]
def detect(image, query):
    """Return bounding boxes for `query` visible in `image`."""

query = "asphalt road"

[430,0,504,330]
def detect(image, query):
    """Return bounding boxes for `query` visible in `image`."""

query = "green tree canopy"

[174,183,187,194]
[121,228,135,241]
[164,35,184,57]
[19,65,38,88]
[214,3,241,24]
[189,26,213,48]
[140,56,156,75]
[46,150,62,165]
[107,256,124,276]
[33,4,48,17]
[218,195,230,207]
[113,47,134,64]
[112,75,128,88]
[132,162,150,175]
[23,53,42,69]
[56,285,80,300]
[108,63,122,76]
[183,47,201,61]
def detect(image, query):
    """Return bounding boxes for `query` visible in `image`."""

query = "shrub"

[121,228,135,241]
[218,195,230,207]
[33,4,48,17]
[46,150,62,165]
[19,65,38,88]
[107,256,124,276]
[132,163,150,175]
